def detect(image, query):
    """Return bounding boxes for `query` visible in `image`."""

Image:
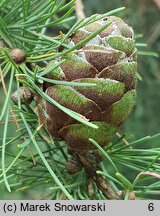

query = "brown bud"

[11,86,33,104]
[9,48,26,64]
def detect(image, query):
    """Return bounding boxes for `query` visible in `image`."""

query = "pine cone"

[36,16,137,152]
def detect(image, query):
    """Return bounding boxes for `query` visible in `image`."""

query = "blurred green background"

[0,0,160,199]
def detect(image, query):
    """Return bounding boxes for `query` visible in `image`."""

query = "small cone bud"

[9,48,26,64]
[11,86,33,104]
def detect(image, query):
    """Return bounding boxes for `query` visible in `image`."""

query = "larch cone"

[36,16,137,155]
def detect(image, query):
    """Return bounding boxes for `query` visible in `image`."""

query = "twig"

[0,119,20,125]
[152,0,160,9]
[0,68,7,96]
[147,23,160,45]
[39,130,52,144]
[75,0,85,20]
[116,132,129,146]
[78,152,121,199]
[134,171,160,183]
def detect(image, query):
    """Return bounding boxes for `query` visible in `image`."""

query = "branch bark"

[75,0,85,19]
[78,152,121,199]
[152,0,160,9]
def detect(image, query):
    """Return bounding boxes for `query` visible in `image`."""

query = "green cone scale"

[37,16,137,151]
